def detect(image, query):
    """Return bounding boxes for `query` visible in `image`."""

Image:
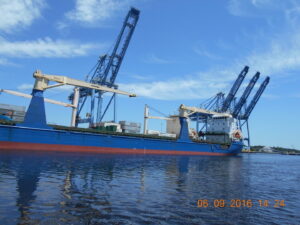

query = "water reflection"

[0,151,299,225]
[16,156,41,222]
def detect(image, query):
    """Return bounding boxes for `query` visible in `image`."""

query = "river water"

[0,151,299,225]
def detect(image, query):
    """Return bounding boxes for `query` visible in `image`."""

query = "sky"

[0,0,299,149]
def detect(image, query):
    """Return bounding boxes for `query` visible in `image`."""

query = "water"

[0,151,299,225]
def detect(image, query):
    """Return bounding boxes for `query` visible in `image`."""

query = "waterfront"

[0,152,299,225]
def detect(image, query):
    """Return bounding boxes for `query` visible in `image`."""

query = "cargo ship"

[0,8,269,156]
[0,122,243,156]
[0,70,243,156]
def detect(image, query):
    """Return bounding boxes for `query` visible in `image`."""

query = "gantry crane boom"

[73,7,140,127]
[103,7,140,85]
[221,66,249,112]
[232,72,260,118]
[240,76,270,120]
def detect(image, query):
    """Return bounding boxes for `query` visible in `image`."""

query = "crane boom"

[221,66,249,112]
[240,76,270,120]
[179,104,232,117]
[33,70,136,97]
[0,89,75,107]
[232,72,260,118]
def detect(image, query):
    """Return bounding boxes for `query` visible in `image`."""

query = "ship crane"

[179,104,232,118]
[71,7,140,127]
[32,70,135,96]
[0,89,74,108]
[221,66,249,112]
[21,70,136,129]
[143,104,174,134]
[232,72,260,118]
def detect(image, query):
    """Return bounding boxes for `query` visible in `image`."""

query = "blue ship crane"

[232,72,260,118]
[71,8,140,127]
[240,76,270,120]
[221,66,249,112]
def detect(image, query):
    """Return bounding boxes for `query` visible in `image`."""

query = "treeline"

[251,145,299,152]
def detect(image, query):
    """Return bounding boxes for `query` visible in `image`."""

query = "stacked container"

[119,121,141,134]
[0,104,26,122]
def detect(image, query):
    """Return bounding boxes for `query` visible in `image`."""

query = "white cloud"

[0,37,105,58]
[227,0,296,17]
[227,0,300,75]
[56,22,68,31]
[119,71,231,100]
[293,93,300,98]
[0,58,17,66]
[245,33,300,75]
[130,74,152,80]
[0,0,46,33]
[17,83,74,93]
[17,83,33,91]
[144,54,174,64]
[120,28,300,101]
[55,85,74,91]
[66,0,133,26]
[262,93,280,99]
[194,46,221,60]
[285,6,300,26]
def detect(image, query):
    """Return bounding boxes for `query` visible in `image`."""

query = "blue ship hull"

[0,125,243,156]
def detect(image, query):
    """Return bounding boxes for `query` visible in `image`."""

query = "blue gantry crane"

[238,76,270,146]
[70,7,140,127]
[190,66,269,147]
[221,66,249,112]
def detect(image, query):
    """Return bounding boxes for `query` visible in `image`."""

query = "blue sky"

[0,0,299,149]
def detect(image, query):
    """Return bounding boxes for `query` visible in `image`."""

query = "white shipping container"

[159,133,176,138]
[119,121,141,127]
[147,130,160,135]
[96,122,121,129]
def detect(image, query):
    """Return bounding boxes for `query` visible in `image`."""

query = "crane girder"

[221,66,249,112]
[240,76,270,120]
[33,70,136,97]
[232,72,260,118]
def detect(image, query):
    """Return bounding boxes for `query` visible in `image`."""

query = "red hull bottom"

[0,141,235,156]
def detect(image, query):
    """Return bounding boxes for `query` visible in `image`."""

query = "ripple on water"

[0,153,299,225]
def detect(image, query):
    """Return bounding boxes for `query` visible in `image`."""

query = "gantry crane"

[238,76,270,146]
[70,8,140,127]
[186,66,269,147]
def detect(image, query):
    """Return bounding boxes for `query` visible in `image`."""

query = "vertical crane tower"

[70,8,140,127]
